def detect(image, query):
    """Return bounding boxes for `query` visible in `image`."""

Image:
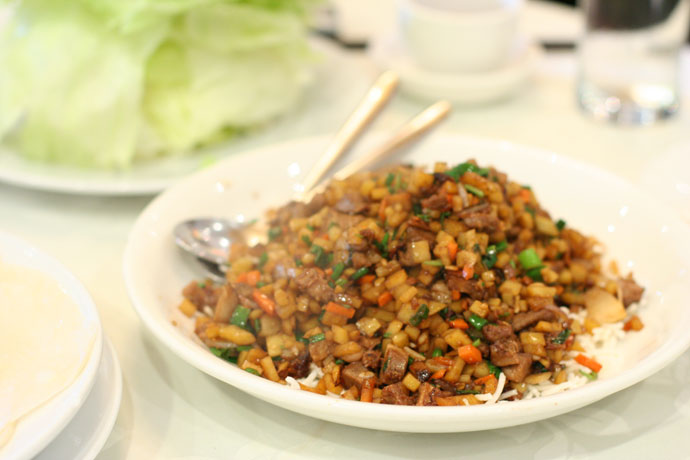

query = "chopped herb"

[318,310,326,323]
[385,172,395,187]
[197,282,206,288]
[253,318,261,333]
[472,338,481,347]
[328,281,335,288]
[556,219,566,231]
[446,163,489,181]
[412,202,422,215]
[272,356,282,361]
[301,234,312,245]
[486,361,501,378]
[377,232,390,255]
[409,304,429,326]
[464,184,485,197]
[306,224,315,231]
[294,258,303,267]
[552,329,571,345]
[499,312,510,318]
[335,359,344,365]
[482,244,498,269]
[383,332,392,338]
[423,259,444,267]
[258,252,268,270]
[407,356,414,366]
[245,368,260,375]
[526,267,544,282]
[268,227,282,241]
[495,240,508,252]
[580,370,598,381]
[456,389,481,395]
[328,222,337,229]
[418,213,431,222]
[209,347,238,364]
[473,243,481,253]
[468,314,488,330]
[533,361,548,373]
[310,244,330,268]
[439,307,449,320]
[255,281,267,288]
[295,331,309,345]
[236,345,253,352]
[518,248,542,270]
[509,260,516,268]
[350,267,369,281]
[524,205,535,217]
[521,185,531,190]
[331,262,345,280]
[440,211,451,225]
[432,348,443,358]
[335,278,347,287]
[383,357,391,372]
[230,306,251,329]
[309,333,326,343]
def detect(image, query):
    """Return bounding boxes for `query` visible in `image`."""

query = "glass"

[577,0,690,124]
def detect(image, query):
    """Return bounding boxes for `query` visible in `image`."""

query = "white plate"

[369,33,541,105]
[123,134,690,433]
[0,232,103,459]
[35,337,122,460]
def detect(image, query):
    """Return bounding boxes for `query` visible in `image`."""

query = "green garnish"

[236,345,253,352]
[482,244,498,269]
[579,370,598,381]
[524,205,535,217]
[306,224,315,231]
[245,368,260,375]
[230,306,251,329]
[335,278,347,287]
[486,361,501,378]
[468,314,488,330]
[423,259,444,267]
[440,211,451,225]
[556,219,566,231]
[552,329,571,345]
[446,163,489,181]
[385,172,395,187]
[253,318,261,333]
[518,248,542,270]
[383,332,392,338]
[309,333,325,343]
[331,262,345,280]
[432,348,443,358]
[294,258,303,267]
[464,184,484,197]
[521,185,531,190]
[255,281,267,288]
[456,389,481,395]
[472,338,481,347]
[209,347,238,364]
[197,282,206,288]
[418,213,431,222]
[350,267,369,281]
[295,331,309,345]
[495,240,508,252]
[268,226,282,241]
[257,252,268,270]
[301,234,311,245]
[335,359,345,365]
[526,267,543,281]
[409,304,429,326]
[310,244,330,269]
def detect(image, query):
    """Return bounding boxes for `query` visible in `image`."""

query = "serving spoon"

[175,93,451,281]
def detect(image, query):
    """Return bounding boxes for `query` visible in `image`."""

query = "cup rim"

[400,0,523,23]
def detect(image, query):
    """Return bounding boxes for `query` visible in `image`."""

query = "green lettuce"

[0,0,315,168]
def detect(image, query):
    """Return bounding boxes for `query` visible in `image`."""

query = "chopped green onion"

[245,368,260,375]
[495,240,508,252]
[417,213,431,222]
[556,219,566,231]
[407,356,414,367]
[335,359,345,365]
[579,370,598,381]
[318,310,326,323]
[383,357,391,372]
[468,314,488,330]
[268,227,282,241]
[464,184,484,197]
[236,345,253,352]
[309,333,326,343]
[295,331,309,345]
[482,244,498,269]
[552,329,571,345]
[294,258,303,267]
[509,260,516,268]
[446,163,489,181]
[301,234,311,245]
[209,347,238,364]
[310,244,330,268]
[526,267,544,281]
[518,248,542,270]
[533,361,548,373]
[521,185,531,190]
[440,211,451,225]
[328,222,338,229]
[257,252,268,270]
[253,318,261,333]
[473,243,481,253]
[306,224,315,231]
[335,278,347,287]
[383,332,392,338]
[197,282,206,288]
[385,172,395,187]
[486,361,501,378]
[409,304,429,326]
[432,348,443,358]
[423,259,444,267]
[230,306,251,329]
[255,281,267,288]
[472,338,481,346]
[456,389,481,395]
[350,267,369,281]
[412,202,422,215]
[524,205,535,217]
[328,280,335,288]
[331,262,345,280]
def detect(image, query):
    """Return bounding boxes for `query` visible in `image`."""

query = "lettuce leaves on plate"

[0,0,316,169]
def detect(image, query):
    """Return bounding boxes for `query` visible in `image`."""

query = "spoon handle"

[298,71,399,195]
[331,100,452,182]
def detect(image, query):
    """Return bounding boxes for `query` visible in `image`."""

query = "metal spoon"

[175,99,452,279]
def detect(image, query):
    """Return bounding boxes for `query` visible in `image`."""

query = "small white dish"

[123,133,690,433]
[34,337,122,460]
[0,232,102,460]
[369,33,541,105]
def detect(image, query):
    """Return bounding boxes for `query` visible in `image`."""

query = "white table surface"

[2,11,690,460]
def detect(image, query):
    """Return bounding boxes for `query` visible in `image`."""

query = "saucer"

[34,337,122,460]
[369,33,541,105]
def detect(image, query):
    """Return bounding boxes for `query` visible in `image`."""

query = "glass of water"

[577,0,690,124]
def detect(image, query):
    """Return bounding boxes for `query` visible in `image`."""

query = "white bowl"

[0,231,102,459]
[123,134,690,433]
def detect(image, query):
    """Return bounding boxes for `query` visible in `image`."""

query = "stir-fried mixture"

[177,160,645,406]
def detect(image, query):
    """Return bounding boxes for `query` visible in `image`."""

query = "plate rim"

[0,231,104,457]
[123,133,690,432]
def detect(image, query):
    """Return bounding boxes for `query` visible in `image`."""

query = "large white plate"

[35,337,122,460]
[0,231,103,459]
[123,134,690,433]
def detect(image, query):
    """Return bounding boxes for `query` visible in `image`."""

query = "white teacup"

[399,0,523,73]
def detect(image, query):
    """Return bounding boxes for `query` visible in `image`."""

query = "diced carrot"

[377,291,393,307]
[451,290,460,301]
[462,264,474,280]
[237,270,260,285]
[518,188,531,202]
[325,301,355,319]
[252,290,276,316]
[445,194,453,205]
[555,285,564,295]
[450,318,469,330]
[325,268,333,276]
[457,344,482,364]
[474,374,497,386]
[360,377,375,403]
[378,198,388,221]
[323,234,329,241]
[433,356,455,367]
[430,369,447,380]
[447,241,458,261]
[623,315,644,332]
[358,274,376,285]
[575,354,602,373]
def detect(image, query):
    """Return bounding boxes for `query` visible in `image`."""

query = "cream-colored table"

[1,39,689,459]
